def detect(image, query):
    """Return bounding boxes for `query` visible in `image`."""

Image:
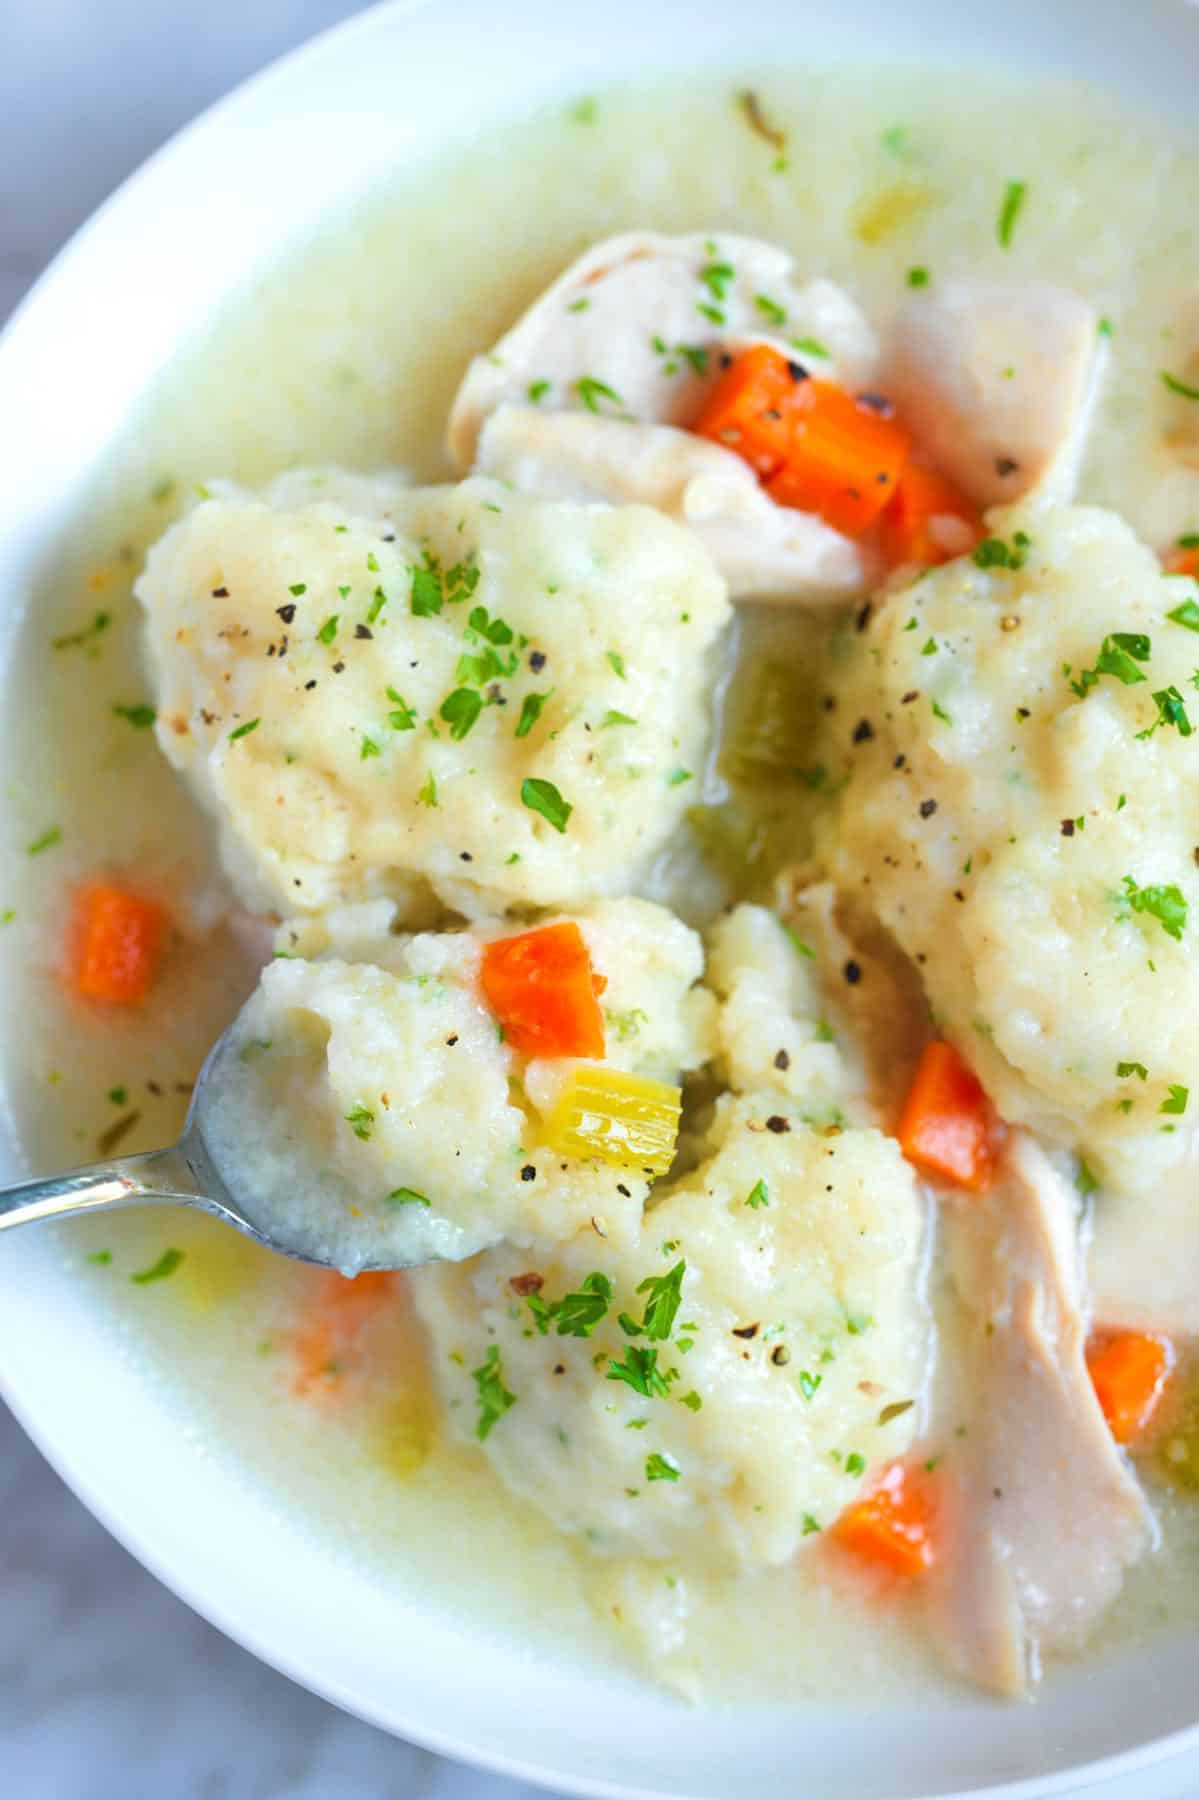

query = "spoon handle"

[0,1145,204,1233]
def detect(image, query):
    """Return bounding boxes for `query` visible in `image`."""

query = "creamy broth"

[6,65,1199,1704]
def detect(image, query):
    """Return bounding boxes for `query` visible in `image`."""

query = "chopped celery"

[720,658,816,785]
[852,179,937,245]
[542,1065,682,1175]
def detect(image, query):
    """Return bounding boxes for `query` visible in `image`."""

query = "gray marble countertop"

[2,4,1199,1796]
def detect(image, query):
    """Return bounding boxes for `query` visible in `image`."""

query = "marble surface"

[3,4,1199,1796]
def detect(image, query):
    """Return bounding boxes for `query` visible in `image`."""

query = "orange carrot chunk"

[292,1271,395,1399]
[833,1461,935,1577]
[1165,545,1199,578]
[70,881,168,1005]
[880,462,982,569]
[691,344,812,478]
[765,381,910,538]
[897,1040,994,1192]
[481,921,605,1059]
[1087,1330,1175,1445]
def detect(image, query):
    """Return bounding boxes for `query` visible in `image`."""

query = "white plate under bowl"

[3,2,1199,1796]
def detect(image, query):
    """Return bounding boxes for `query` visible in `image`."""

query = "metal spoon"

[0,1023,373,1269]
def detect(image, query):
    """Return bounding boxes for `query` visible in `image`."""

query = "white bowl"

[4,3,1199,1795]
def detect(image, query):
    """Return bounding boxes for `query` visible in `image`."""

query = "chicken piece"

[1089,1149,1199,1337]
[776,877,931,1115]
[931,1132,1152,1695]
[448,230,879,467]
[449,231,880,604]
[475,406,870,604]
[885,282,1107,509]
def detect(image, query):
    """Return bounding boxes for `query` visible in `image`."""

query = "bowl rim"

[5,2,1199,1795]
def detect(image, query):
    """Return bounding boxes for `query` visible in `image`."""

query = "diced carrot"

[1165,545,1199,578]
[832,1460,935,1577]
[1087,1330,1175,1446]
[765,381,910,538]
[292,1270,395,1399]
[897,1040,995,1192]
[69,881,169,1004]
[481,921,606,1060]
[880,463,982,569]
[692,344,812,478]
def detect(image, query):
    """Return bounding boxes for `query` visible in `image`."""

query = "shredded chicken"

[931,1131,1153,1695]
[777,876,930,1111]
[885,281,1107,508]
[476,407,870,604]
[448,230,881,603]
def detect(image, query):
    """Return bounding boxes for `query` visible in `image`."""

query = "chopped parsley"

[1168,597,1199,633]
[521,777,571,833]
[317,616,339,645]
[52,611,110,652]
[567,297,591,314]
[600,709,636,729]
[679,1390,703,1413]
[1162,371,1199,403]
[790,335,829,359]
[288,582,307,597]
[802,1513,822,1536]
[344,1102,375,1141]
[228,718,260,741]
[1119,875,1188,941]
[754,293,787,328]
[607,1345,674,1398]
[667,768,692,787]
[645,1451,681,1483]
[575,376,623,414]
[973,531,1031,571]
[440,688,484,741]
[1137,685,1193,739]
[418,773,438,809]
[535,1271,614,1338]
[515,692,551,739]
[410,556,444,616]
[745,1179,770,1210]
[366,586,388,625]
[1075,1158,1100,1198]
[387,1187,431,1207]
[87,1250,112,1266]
[1162,1085,1190,1116]
[26,827,62,856]
[472,1345,516,1441]
[112,703,157,730]
[1069,632,1150,699]
[997,179,1027,248]
[845,1451,867,1477]
[798,1369,822,1401]
[606,650,627,679]
[636,1261,687,1341]
[1116,1061,1148,1080]
[359,736,381,761]
[528,379,551,403]
[386,687,417,730]
[907,265,930,288]
[131,1248,184,1285]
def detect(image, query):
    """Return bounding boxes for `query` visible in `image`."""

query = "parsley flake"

[576,376,623,414]
[1162,1085,1190,1116]
[521,777,571,832]
[387,1187,431,1207]
[317,616,339,645]
[745,1179,770,1210]
[515,692,551,739]
[997,180,1027,247]
[345,1103,375,1140]
[1119,875,1188,941]
[131,1248,184,1285]
[113,703,156,730]
[440,688,484,741]
[645,1451,681,1483]
[473,1344,516,1440]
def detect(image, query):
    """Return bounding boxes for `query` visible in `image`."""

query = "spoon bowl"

[0,1024,402,1270]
